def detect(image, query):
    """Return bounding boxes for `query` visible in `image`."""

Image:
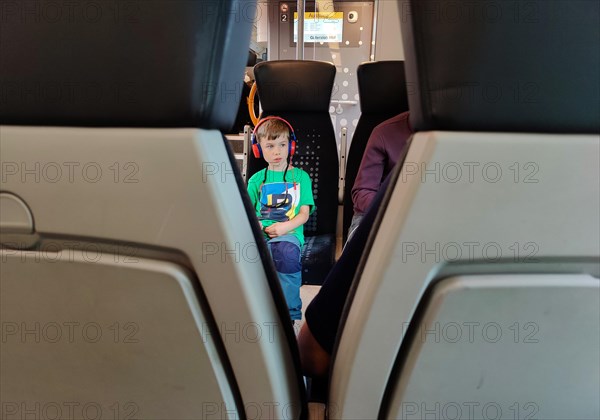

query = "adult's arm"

[351,128,387,214]
[300,174,393,377]
[298,322,330,377]
[352,112,412,214]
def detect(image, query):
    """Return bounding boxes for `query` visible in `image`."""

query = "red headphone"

[251,116,297,159]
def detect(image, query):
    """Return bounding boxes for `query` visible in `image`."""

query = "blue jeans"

[267,235,302,321]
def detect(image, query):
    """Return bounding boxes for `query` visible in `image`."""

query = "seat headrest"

[357,61,409,114]
[0,0,254,130]
[247,51,258,67]
[400,0,599,133]
[254,60,335,113]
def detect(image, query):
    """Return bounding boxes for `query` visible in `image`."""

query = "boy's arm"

[264,205,310,238]
[247,177,263,229]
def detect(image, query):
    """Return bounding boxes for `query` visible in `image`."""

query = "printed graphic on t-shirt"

[259,182,300,222]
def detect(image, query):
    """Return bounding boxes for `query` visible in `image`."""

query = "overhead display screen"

[293,12,343,43]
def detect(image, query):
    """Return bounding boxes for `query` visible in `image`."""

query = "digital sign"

[293,12,344,43]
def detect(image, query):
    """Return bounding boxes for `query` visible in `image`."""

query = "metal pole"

[296,0,304,60]
[370,0,379,61]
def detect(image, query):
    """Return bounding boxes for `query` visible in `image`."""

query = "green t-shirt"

[247,167,315,246]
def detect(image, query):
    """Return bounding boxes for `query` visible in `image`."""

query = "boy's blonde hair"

[256,119,290,143]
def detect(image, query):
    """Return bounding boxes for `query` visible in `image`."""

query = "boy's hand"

[264,222,289,238]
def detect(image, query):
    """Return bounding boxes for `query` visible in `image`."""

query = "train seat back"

[329,1,600,418]
[343,60,409,243]
[0,2,307,419]
[247,60,338,285]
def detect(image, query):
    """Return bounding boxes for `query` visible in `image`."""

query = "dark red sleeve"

[305,175,393,354]
[351,127,387,214]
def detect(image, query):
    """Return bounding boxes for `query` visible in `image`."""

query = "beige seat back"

[329,0,600,418]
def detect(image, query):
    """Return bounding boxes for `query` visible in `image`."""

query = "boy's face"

[261,134,289,171]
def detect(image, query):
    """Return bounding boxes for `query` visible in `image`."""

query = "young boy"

[247,117,315,324]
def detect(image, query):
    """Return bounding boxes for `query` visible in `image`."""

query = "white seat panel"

[1,250,238,419]
[386,274,600,420]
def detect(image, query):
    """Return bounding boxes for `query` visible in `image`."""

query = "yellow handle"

[247,82,260,126]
